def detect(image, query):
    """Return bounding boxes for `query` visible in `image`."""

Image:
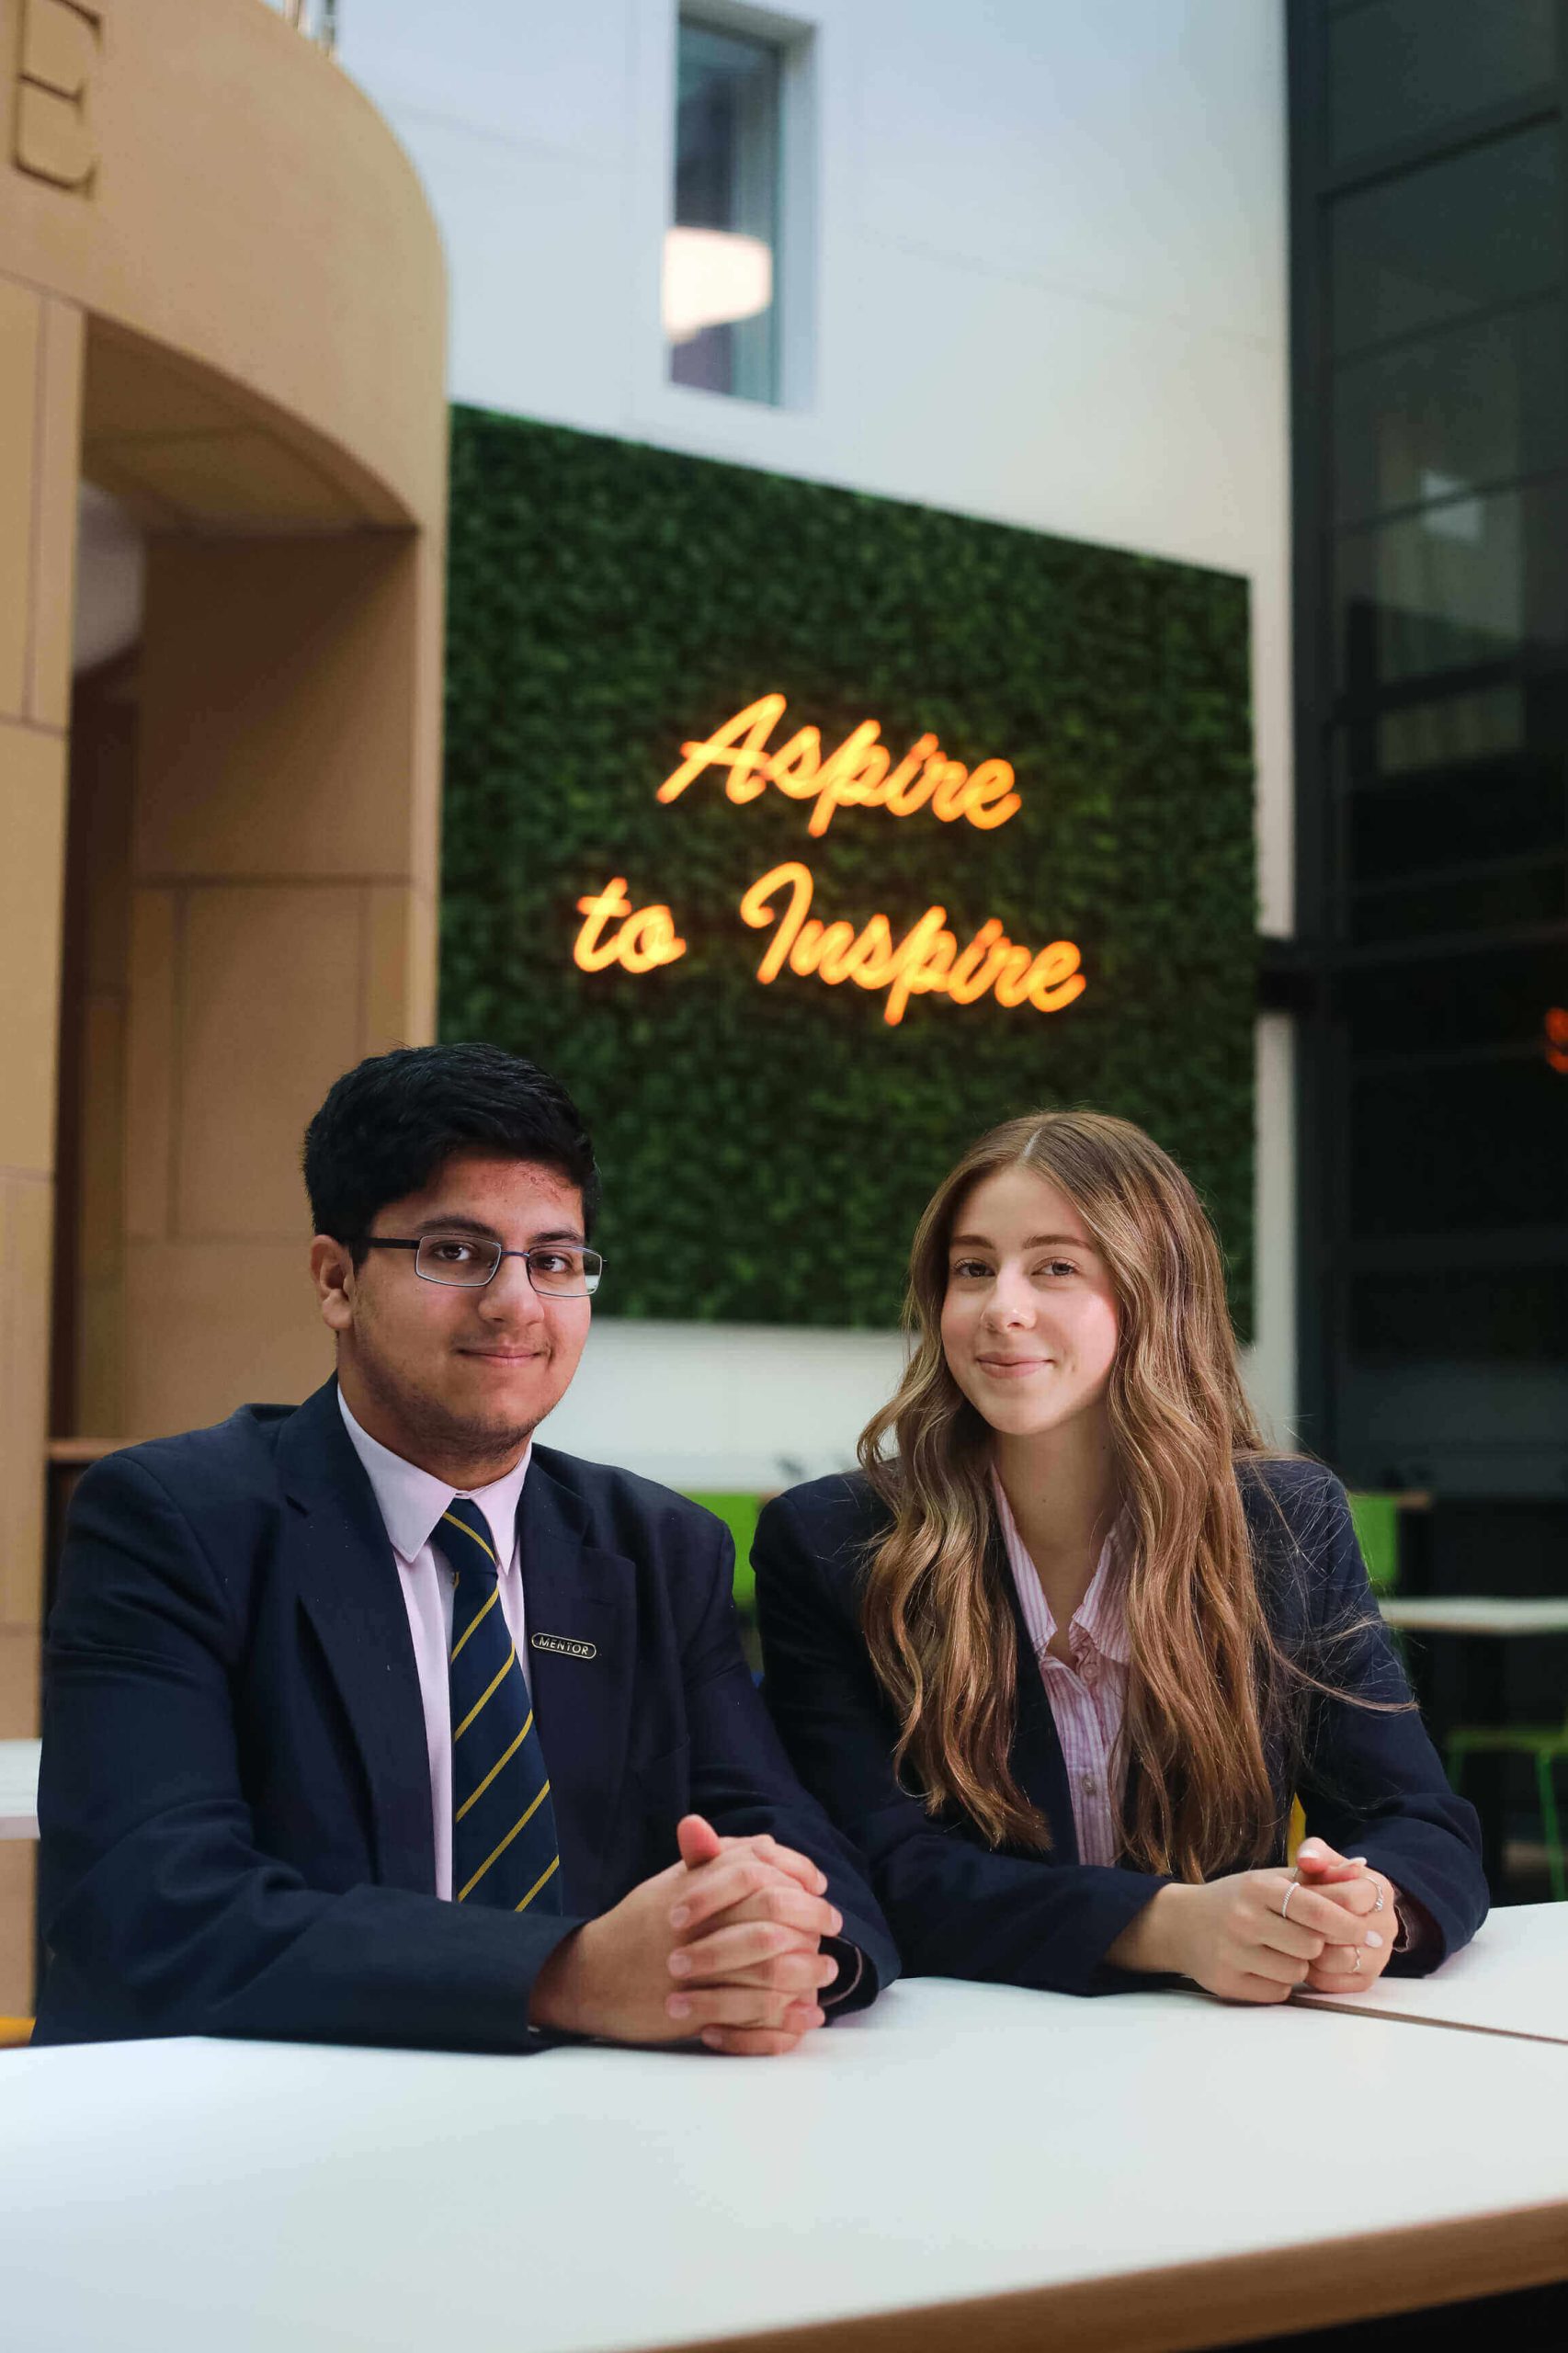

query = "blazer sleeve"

[1281,1468,1489,1973]
[39,1453,576,2051]
[754,1485,1169,1997]
[672,1504,899,2013]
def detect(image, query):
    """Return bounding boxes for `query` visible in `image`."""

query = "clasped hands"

[1110,1836,1400,2005]
[528,1813,843,2055]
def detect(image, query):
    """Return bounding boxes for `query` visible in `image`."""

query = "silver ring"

[1351,1949,1362,1972]
[1280,1881,1299,1921]
[1371,1881,1385,1912]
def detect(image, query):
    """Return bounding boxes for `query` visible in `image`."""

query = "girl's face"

[939,1165,1119,1445]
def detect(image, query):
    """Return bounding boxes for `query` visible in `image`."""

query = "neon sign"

[1547,1007,1568,1074]
[657,693,1021,838]
[569,693,1085,1026]
[740,862,1083,1028]
[574,880,687,972]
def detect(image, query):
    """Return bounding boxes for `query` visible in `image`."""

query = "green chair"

[1347,1490,1407,1674]
[1346,1491,1401,1598]
[1448,1719,1567,1904]
[684,1492,763,1619]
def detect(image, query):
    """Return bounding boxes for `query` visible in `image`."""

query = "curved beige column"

[0,0,448,2007]
[3,0,445,526]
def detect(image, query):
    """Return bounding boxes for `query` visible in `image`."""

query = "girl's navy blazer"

[755,1457,1488,1997]
[36,1379,897,2049]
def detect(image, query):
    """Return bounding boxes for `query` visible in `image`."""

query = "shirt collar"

[992,1471,1131,1666]
[338,1389,531,1570]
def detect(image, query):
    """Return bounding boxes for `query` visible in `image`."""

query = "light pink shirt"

[994,1477,1131,1868]
[338,1392,532,1902]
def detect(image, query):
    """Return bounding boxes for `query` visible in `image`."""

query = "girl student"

[754,1112,1486,2001]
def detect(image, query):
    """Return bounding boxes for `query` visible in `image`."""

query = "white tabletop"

[1301,1900,1568,2043]
[5,1957,1567,2353]
[1380,1595,1568,1636]
[0,1737,40,1839]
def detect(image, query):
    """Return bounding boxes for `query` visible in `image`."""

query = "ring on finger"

[1280,1881,1300,1922]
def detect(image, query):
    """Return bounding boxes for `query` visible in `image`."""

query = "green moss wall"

[442,408,1257,1332]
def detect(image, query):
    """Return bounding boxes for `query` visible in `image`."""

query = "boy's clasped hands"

[528,1813,845,2053]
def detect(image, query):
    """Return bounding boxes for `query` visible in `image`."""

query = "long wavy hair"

[859,1110,1312,1881]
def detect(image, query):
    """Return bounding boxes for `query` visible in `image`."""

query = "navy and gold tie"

[436,1496,561,1915]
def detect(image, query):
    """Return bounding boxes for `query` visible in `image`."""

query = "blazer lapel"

[995,1531,1080,1865]
[277,1381,435,1894]
[517,1459,636,1920]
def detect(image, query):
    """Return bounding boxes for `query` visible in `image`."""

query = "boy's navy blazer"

[36,1379,897,2049]
[755,1457,1488,1995]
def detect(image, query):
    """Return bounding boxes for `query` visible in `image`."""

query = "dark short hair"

[303,1043,599,1257]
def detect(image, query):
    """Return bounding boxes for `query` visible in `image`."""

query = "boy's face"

[312,1148,592,1478]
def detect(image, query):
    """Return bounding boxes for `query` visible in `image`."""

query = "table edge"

[659,2198,1568,2353]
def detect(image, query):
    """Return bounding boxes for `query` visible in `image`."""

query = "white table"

[1302,1897,1568,2043]
[6,1950,1567,2353]
[0,1737,40,1839]
[1381,1597,1568,1637]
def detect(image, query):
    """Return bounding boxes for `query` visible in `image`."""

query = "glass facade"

[665,19,782,403]
[1289,0,1568,1497]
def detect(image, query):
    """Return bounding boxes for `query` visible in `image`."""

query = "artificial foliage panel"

[442,408,1257,1333]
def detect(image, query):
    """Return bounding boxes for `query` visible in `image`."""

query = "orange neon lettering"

[961,758,1023,831]
[766,727,824,797]
[874,734,939,813]
[574,878,634,972]
[992,944,1038,1009]
[805,721,892,838]
[618,904,687,973]
[739,860,814,982]
[573,878,686,974]
[884,909,959,1027]
[947,918,1007,1004]
[658,693,784,807]
[883,753,942,819]
[930,762,973,824]
[1546,1006,1568,1074]
[659,699,1020,836]
[829,912,897,987]
[737,862,1085,1028]
[1028,940,1086,1012]
[794,918,858,981]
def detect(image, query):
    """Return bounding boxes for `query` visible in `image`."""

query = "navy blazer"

[36,1380,897,2049]
[755,1458,1487,1996]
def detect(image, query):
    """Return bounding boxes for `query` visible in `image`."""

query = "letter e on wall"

[13,0,100,194]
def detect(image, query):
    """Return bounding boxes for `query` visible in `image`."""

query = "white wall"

[339,0,1296,1478]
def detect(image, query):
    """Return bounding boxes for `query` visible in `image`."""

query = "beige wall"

[0,0,448,2010]
[0,273,82,2006]
[120,534,441,1433]
[1,0,445,529]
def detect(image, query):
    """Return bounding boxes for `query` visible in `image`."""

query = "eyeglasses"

[363,1234,604,1297]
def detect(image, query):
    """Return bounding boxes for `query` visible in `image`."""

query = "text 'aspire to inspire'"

[569,694,1087,1029]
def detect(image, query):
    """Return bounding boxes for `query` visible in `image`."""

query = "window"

[1290,0,1568,1477]
[1329,124,1560,357]
[1334,479,1568,692]
[1327,0,1555,168]
[1332,302,1568,529]
[665,20,784,404]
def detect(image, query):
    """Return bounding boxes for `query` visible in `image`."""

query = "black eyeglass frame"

[362,1235,605,1297]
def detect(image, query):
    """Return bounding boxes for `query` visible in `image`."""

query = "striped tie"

[436,1495,561,1915]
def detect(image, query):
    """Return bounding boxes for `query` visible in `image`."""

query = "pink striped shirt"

[994,1478,1131,1868]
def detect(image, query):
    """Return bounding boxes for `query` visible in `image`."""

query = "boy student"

[37,1044,895,2051]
